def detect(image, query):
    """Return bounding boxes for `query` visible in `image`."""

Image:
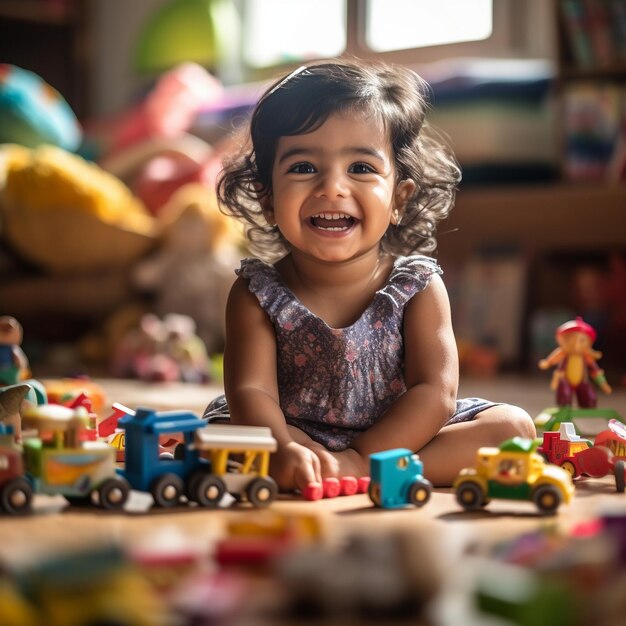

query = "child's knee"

[480,404,536,444]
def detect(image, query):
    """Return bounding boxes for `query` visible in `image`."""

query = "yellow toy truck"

[453,437,574,515]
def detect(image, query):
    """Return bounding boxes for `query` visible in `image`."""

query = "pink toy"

[90,62,222,161]
[302,476,370,501]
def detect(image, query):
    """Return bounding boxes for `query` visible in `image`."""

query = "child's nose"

[314,169,348,198]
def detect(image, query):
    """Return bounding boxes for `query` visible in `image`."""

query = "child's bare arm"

[351,274,458,458]
[223,277,322,491]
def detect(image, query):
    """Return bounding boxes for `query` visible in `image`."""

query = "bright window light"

[366,0,493,52]
[243,0,347,68]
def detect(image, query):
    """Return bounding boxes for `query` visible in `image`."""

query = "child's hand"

[270,441,322,493]
[311,446,369,480]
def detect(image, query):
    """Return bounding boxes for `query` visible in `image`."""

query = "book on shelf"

[563,81,625,181]
[560,0,626,69]
[450,247,527,367]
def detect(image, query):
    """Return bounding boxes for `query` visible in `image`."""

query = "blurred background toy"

[113,312,211,383]
[86,61,222,162]
[0,64,82,151]
[0,144,157,274]
[132,183,241,354]
[0,315,30,385]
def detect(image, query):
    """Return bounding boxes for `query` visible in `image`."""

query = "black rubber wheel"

[246,477,278,507]
[615,460,625,493]
[455,481,485,511]
[408,479,433,507]
[0,477,33,515]
[532,484,562,515]
[193,474,226,508]
[98,477,130,510]
[150,473,184,507]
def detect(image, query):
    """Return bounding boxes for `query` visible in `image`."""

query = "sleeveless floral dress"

[204,255,496,451]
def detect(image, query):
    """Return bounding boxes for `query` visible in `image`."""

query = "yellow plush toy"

[0,144,157,273]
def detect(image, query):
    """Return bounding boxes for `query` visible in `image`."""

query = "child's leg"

[416,404,536,487]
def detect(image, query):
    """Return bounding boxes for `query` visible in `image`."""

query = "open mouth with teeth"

[309,213,356,231]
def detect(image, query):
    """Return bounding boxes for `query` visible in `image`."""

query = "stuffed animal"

[133,182,242,353]
[0,64,82,151]
[0,144,157,273]
[113,312,210,383]
[84,62,222,164]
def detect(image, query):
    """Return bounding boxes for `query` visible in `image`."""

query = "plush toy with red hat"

[538,316,612,407]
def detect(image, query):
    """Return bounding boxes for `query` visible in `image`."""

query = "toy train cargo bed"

[192,425,277,452]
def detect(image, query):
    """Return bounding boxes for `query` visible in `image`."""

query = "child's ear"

[391,179,416,225]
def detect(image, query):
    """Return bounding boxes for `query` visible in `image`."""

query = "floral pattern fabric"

[204,255,497,451]
[244,255,425,449]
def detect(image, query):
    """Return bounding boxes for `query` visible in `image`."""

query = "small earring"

[393,210,402,225]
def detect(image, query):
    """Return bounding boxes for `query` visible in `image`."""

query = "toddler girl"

[205,59,535,492]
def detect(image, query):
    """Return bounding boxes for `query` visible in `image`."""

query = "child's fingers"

[294,449,322,492]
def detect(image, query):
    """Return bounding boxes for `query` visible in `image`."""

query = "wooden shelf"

[0,0,91,117]
[438,181,626,266]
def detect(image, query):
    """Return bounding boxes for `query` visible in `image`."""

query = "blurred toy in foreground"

[274,527,444,620]
[538,316,611,408]
[473,512,626,626]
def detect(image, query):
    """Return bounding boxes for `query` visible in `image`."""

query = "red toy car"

[538,420,626,492]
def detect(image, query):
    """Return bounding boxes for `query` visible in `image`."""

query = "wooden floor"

[2,375,626,563]
[1,375,625,626]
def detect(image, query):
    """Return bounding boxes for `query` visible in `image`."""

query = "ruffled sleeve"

[378,255,442,308]
[235,257,294,322]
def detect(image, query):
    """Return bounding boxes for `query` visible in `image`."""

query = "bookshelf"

[435,2,626,372]
[555,0,626,181]
[0,0,92,118]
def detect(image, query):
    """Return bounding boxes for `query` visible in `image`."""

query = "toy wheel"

[246,477,278,507]
[151,473,184,507]
[194,475,226,508]
[561,461,577,479]
[186,469,208,502]
[532,484,562,515]
[0,477,33,515]
[368,482,382,507]
[455,481,485,511]
[98,477,130,510]
[615,460,626,493]
[408,479,433,507]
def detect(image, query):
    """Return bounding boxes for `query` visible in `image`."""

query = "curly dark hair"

[217,58,461,262]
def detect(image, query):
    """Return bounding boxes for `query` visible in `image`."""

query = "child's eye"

[349,162,376,174]
[287,162,316,174]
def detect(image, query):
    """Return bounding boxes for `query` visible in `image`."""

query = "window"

[240,0,522,76]
[365,0,492,52]
[242,0,347,68]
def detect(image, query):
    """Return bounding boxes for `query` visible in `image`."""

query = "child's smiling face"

[265,111,414,264]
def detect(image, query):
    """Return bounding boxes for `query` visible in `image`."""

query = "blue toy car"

[368,448,432,509]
